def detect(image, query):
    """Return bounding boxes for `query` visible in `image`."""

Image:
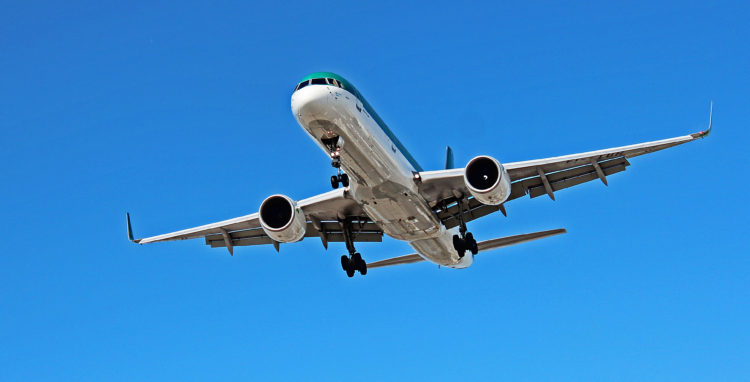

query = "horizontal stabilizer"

[477,228,566,251]
[368,254,425,269]
[366,228,567,270]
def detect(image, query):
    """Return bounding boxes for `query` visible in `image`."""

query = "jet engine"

[259,194,307,243]
[463,155,511,205]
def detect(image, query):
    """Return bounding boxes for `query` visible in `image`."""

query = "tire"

[351,253,367,275]
[341,255,349,272]
[346,265,355,278]
[452,235,463,251]
[466,232,478,255]
[331,175,339,189]
[340,173,350,187]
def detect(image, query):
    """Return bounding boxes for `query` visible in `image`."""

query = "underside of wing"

[203,219,383,250]
[418,113,711,229]
[128,188,382,254]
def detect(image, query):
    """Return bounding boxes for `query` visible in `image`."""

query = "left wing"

[418,106,712,229]
[128,188,382,254]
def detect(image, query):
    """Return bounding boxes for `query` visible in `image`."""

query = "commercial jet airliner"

[126,72,712,277]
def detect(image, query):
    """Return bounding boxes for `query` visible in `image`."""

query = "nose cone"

[291,85,333,123]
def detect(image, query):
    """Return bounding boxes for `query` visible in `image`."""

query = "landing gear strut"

[452,198,478,258]
[323,136,349,189]
[339,218,367,277]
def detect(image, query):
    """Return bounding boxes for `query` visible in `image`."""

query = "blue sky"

[1,1,748,380]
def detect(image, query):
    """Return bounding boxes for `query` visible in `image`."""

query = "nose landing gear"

[323,136,349,189]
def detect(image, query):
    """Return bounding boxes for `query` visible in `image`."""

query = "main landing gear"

[339,218,367,277]
[330,173,349,189]
[323,136,349,189]
[452,198,478,258]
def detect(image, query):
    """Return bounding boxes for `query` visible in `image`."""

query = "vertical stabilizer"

[445,146,455,169]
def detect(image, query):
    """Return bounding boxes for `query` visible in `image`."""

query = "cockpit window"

[296,77,347,91]
[296,80,310,91]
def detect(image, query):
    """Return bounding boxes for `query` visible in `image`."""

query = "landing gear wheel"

[339,218,367,278]
[351,253,367,275]
[452,234,466,258]
[331,175,339,189]
[340,255,355,277]
[466,232,479,255]
[340,173,349,187]
[341,255,349,272]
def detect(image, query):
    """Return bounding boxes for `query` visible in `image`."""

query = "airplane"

[126,72,712,277]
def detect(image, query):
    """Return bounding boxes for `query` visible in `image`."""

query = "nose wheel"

[323,137,349,189]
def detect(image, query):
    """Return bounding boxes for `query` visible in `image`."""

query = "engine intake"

[464,155,511,205]
[259,194,307,243]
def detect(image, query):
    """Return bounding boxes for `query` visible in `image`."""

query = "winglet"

[126,212,141,244]
[692,101,713,139]
[445,146,455,169]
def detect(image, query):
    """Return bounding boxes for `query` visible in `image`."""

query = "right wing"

[418,105,712,229]
[128,188,382,254]
[367,228,567,269]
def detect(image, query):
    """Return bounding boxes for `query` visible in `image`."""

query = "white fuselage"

[291,84,472,268]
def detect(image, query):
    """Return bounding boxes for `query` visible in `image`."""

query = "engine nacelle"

[259,194,307,243]
[463,155,511,205]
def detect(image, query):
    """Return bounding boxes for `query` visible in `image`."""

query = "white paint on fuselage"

[291,84,472,269]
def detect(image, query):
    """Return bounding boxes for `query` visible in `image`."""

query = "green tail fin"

[445,146,455,169]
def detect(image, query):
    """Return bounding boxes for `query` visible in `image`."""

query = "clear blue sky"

[1,1,748,380]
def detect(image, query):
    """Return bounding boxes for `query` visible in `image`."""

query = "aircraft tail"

[445,146,454,169]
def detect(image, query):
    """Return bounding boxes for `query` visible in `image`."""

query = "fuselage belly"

[291,84,471,268]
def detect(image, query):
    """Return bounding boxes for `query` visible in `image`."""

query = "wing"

[127,188,382,254]
[418,108,712,229]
